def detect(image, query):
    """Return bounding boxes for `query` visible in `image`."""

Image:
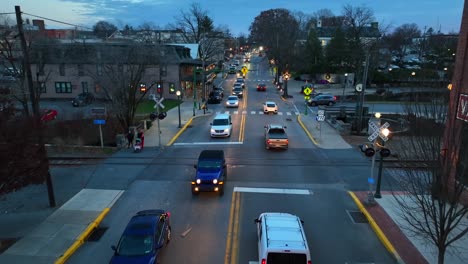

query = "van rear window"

[267,253,307,264]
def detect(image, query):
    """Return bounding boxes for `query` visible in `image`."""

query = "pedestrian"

[127,130,134,148]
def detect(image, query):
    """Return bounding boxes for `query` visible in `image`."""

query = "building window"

[97,64,103,76]
[78,64,84,76]
[55,82,72,93]
[81,82,89,93]
[59,64,65,76]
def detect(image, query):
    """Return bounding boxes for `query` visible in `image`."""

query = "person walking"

[127,130,134,148]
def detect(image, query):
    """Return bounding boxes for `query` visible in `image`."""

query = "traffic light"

[169,83,175,94]
[380,148,391,158]
[157,82,162,95]
[360,143,376,157]
[139,83,147,93]
[158,112,167,120]
[149,112,157,121]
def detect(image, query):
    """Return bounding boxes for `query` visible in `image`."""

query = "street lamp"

[342,73,348,103]
[283,72,290,97]
[374,127,390,199]
[176,90,182,128]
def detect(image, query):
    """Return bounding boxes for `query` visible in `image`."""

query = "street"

[65,55,397,264]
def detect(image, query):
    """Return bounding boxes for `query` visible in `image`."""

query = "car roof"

[228,96,238,100]
[267,124,284,129]
[123,211,164,236]
[265,101,276,104]
[214,113,230,119]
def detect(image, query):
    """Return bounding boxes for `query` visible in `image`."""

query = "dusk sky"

[2,0,465,36]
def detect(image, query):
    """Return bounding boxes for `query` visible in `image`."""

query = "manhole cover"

[87,227,108,242]
[0,238,18,254]
[347,211,368,224]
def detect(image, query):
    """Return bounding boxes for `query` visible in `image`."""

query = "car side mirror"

[230,122,232,125]
[111,245,117,251]
[254,218,260,223]
[194,164,197,169]
[301,219,304,224]
[284,126,287,129]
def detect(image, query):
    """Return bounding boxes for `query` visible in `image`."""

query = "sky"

[1,0,465,36]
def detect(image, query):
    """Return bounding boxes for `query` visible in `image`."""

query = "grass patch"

[136,99,181,114]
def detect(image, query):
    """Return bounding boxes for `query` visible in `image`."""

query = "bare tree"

[88,43,160,131]
[173,2,214,43]
[390,96,468,264]
[385,23,422,68]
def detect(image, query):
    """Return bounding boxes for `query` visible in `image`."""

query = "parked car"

[72,92,94,107]
[225,95,239,108]
[257,83,266,91]
[208,91,223,104]
[263,101,278,114]
[307,94,336,106]
[40,109,58,122]
[110,210,171,264]
[213,87,224,97]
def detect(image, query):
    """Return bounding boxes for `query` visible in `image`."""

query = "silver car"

[226,96,239,108]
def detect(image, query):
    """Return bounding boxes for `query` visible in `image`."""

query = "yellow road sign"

[304,96,310,100]
[303,87,312,95]
[241,66,248,75]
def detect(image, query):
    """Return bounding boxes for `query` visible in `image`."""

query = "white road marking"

[173,142,243,146]
[259,112,264,115]
[233,187,311,195]
[181,227,192,238]
[278,112,283,115]
[295,112,300,115]
[286,112,292,115]
[242,110,247,115]
[251,111,256,114]
[233,111,239,115]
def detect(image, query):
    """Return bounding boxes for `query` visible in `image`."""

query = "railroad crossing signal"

[241,66,248,75]
[368,121,390,142]
[153,97,165,109]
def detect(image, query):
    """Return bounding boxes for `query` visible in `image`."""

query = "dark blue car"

[192,150,226,196]
[110,210,171,264]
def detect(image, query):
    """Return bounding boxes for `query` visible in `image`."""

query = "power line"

[22,12,93,30]
[0,12,16,15]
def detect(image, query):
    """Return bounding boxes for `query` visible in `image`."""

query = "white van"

[254,212,311,264]
[210,113,232,137]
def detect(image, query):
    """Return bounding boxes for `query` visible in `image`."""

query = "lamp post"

[342,73,348,104]
[283,72,290,98]
[176,90,182,128]
[192,67,202,116]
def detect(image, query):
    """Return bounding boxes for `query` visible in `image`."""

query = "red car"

[257,83,266,91]
[40,109,58,121]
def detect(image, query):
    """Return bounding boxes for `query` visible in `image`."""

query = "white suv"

[254,212,312,264]
[210,114,232,137]
[263,101,278,114]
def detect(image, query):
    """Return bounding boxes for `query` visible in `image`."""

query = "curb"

[297,115,319,146]
[348,191,405,264]
[55,207,110,264]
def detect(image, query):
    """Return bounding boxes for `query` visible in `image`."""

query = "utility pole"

[356,52,370,134]
[15,5,56,207]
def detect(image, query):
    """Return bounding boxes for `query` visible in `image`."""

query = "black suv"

[208,91,223,104]
[72,92,94,107]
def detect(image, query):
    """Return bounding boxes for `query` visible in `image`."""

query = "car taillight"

[308,261,312,264]
[285,139,289,143]
[266,140,271,144]
[333,96,337,100]
[261,259,266,264]
[166,212,171,218]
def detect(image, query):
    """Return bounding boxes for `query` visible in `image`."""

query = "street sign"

[241,66,248,75]
[368,121,390,142]
[316,115,325,122]
[93,119,106,125]
[317,110,325,116]
[91,107,106,116]
[153,97,165,109]
[303,87,312,96]
[457,93,468,122]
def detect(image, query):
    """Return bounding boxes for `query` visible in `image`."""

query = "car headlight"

[196,179,201,184]
[211,129,215,133]
[224,129,229,133]
[213,179,218,184]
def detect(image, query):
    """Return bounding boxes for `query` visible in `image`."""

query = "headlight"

[196,179,201,184]
[213,179,218,184]
[224,129,229,133]
[211,129,215,133]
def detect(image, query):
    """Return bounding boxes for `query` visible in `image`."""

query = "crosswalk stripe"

[213,110,297,116]
[286,112,292,115]
[251,111,256,114]
[278,112,283,115]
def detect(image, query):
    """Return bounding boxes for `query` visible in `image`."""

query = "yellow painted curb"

[55,208,110,264]
[166,117,194,146]
[297,115,319,145]
[348,192,404,264]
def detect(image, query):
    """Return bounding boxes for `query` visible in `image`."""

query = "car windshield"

[213,119,229,125]
[233,88,242,92]
[228,96,238,101]
[267,103,276,107]
[198,160,222,169]
[116,234,153,256]
[269,128,285,134]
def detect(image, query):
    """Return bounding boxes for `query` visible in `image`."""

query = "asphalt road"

[66,55,397,264]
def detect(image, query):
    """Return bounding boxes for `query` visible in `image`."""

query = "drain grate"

[347,211,368,224]
[0,238,18,254]
[87,227,108,242]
